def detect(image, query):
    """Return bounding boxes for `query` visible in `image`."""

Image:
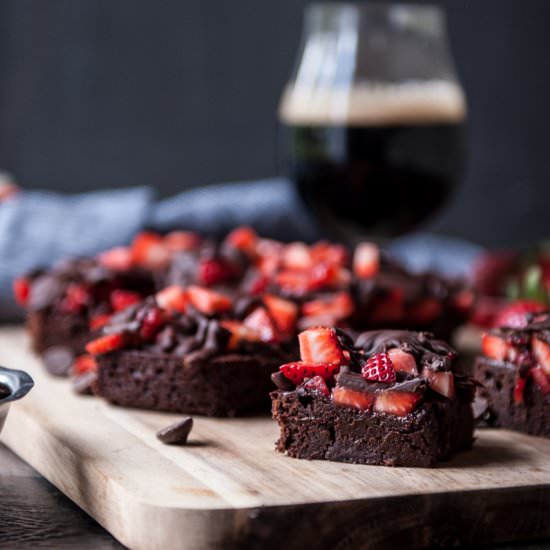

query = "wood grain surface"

[2,326,550,550]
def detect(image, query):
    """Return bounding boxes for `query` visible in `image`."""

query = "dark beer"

[280,83,466,239]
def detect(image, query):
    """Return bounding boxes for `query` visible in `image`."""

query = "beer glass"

[279,3,467,241]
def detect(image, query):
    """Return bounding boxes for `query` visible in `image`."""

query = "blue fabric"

[0,178,483,321]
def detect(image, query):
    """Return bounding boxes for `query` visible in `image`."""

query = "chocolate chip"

[43,346,74,377]
[271,371,294,390]
[156,417,193,445]
[72,370,98,395]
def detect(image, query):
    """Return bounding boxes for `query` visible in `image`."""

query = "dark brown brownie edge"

[475,357,550,437]
[271,391,474,467]
[94,350,281,417]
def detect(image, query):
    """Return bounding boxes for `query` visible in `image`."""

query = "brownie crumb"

[156,417,194,445]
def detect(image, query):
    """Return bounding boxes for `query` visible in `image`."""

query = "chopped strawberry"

[494,300,546,329]
[387,348,417,375]
[280,361,341,384]
[310,241,348,267]
[532,336,550,377]
[131,232,171,269]
[219,320,261,349]
[247,273,269,295]
[155,285,188,314]
[61,284,91,313]
[422,368,455,398]
[139,307,166,340]
[225,226,257,255]
[370,288,405,322]
[13,277,30,306]
[110,289,142,312]
[514,376,527,405]
[302,292,354,321]
[373,390,421,416]
[451,289,475,313]
[353,242,380,278]
[471,296,505,328]
[481,333,510,361]
[298,327,344,365]
[263,294,298,336]
[243,307,277,343]
[529,366,550,394]
[303,375,330,397]
[197,258,235,286]
[309,263,339,290]
[187,285,232,315]
[89,313,112,331]
[73,354,98,375]
[97,247,134,271]
[163,231,201,252]
[361,352,396,383]
[407,298,442,324]
[283,242,312,270]
[86,333,125,355]
[275,270,311,296]
[332,386,374,410]
[257,255,280,277]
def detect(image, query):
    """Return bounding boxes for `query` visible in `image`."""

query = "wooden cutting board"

[2,326,550,550]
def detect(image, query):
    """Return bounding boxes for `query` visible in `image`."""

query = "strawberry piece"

[219,320,261,349]
[86,333,125,355]
[61,284,91,313]
[243,307,277,343]
[110,289,142,312]
[131,232,171,269]
[374,390,421,416]
[332,386,374,410]
[532,336,550,377]
[13,277,30,306]
[155,285,188,314]
[370,288,405,322]
[514,376,527,405]
[89,313,112,331]
[451,289,475,314]
[387,348,417,375]
[280,362,340,384]
[310,241,348,267]
[187,285,232,315]
[303,375,330,397]
[422,368,455,398]
[275,270,312,296]
[353,242,380,278]
[73,354,98,375]
[309,263,340,291]
[302,292,354,321]
[481,333,510,361]
[283,242,313,270]
[197,258,235,286]
[139,307,166,340]
[529,366,550,395]
[163,231,201,252]
[361,352,396,383]
[97,247,134,271]
[247,273,269,295]
[494,300,546,329]
[263,294,298,336]
[470,296,505,328]
[407,298,442,324]
[225,226,257,255]
[298,327,344,365]
[257,255,280,277]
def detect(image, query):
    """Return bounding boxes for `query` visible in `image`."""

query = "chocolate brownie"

[474,310,550,436]
[271,328,475,467]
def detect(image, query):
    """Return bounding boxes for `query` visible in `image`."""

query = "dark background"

[0,0,548,248]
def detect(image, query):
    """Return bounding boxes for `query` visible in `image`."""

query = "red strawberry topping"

[263,294,298,336]
[197,258,235,286]
[353,242,380,278]
[532,336,550,377]
[373,390,421,416]
[298,327,344,365]
[332,386,374,411]
[86,333,125,355]
[13,277,30,306]
[97,247,134,271]
[494,300,546,329]
[89,313,112,331]
[303,376,330,397]
[219,320,261,349]
[73,354,98,375]
[481,333,510,361]
[361,352,396,383]
[422,368,455,398]
[302,292,354,321]
[110,289,142,312]
[283,242,313,270]
[187,285,232,315]
[279,361,340,384]
[163,231,201,252]
[529,366,550,395]
[387,348,417,375]
[131,232,171,269]
[243,307,277,343]
[225,226,257,255]
[139,307,166,340]
[155,285,188,314]
[514,375,527,405]
[61,284,91,313]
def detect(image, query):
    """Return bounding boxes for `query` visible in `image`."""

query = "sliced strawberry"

[163,231,201,252]
[298,327,344,365]
[247,273,269,295]
[494,300,546,329]
[219,320,261,349]
[361,352,396,383]
[13,277,30,306]
[280,361,340,384]
[225,226,257,255]
[86,333,125,355]
[97,247,134,271]
[532,336,550,377]
[243,307,277,343]
[275,270,311,296]
[309,263,340,291]
[61,284,91,313]
[283,242,312,270]
[110,289,142,312]
[263,294,298,336]
[514,376,527,405]
[481,333,510,361]
[89,313,112,331]
[310,241,348,267]
[73,354,98,375]
[370,288,405,322]
[197,258,235,286]
[422,368,455,398]
[407,298,442,324]
[353,242,380,278]
[374,390,421,416]
[187,285,232,315]
[155,285,188,314]
[529,366,550,395]
[302,292,354,321]
[139,307,166,340]
[332,386,374,410]
[451,289,475,314]
[303,375,330,397]
[131,232,171,269]
[387,348,417,375]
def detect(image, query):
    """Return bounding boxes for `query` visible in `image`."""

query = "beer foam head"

[279,80,466,126]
